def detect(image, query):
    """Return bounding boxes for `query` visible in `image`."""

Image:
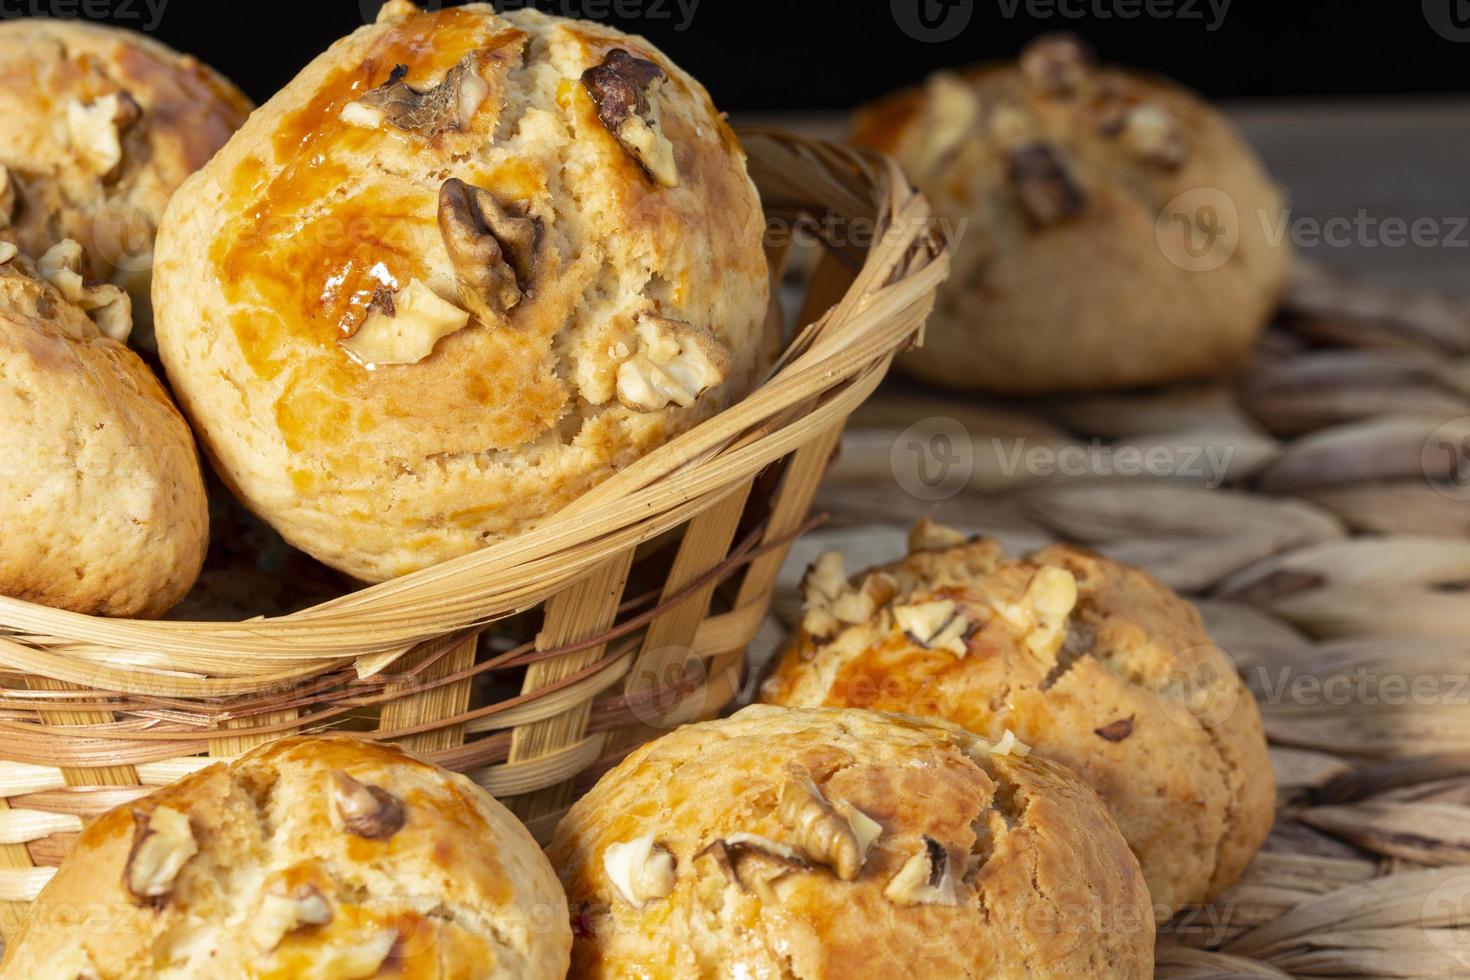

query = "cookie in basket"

[0,735,571,979]
[761,519,1275,918]
[853,33,1291,393]
[0,244,206,617]
[0,18,250,351]
[548,705,1154,978]
[153,1,770,582]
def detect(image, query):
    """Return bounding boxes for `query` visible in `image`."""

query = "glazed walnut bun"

[854,34,1291,394]
[0,18,250,351]
[549,705,1155,979]
[762,519,1275,918]
[0,242,206,617]
[0,735,571,980]
[153,1,769,582]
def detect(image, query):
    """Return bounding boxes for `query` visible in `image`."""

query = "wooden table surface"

[743,98,1470,296]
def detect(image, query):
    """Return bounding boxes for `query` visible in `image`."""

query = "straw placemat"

[755,262,1470,977]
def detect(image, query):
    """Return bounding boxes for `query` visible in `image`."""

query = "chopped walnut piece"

[1019,33,1092,96]
[996,565,1078,658]
[830,572,898,626]
[310,928,397,977]
[907,517,968,553]
[250,882,332,952]
[1095,717,1135,742]
[437,177,538,325]
[800,551,850,640]
[988,729,1031,757]
[911,71,983,176]
[66,91,141,178]
[1009,142,1086,227]
[125,806,198,905]
[0,242,16,265]
[1120,104,1189,169]
[894,599,973,657]
[615,315,730,411]
[37,239,132,342]
[329,771,406,840]
[340,279,470,367]
[582,49,677,186]
[777,771,872,881]
[0,165,14,227]
[603,833,676,909]
[375,0,420,23]
[341,56,489,137]
[698,833,808,904]
[884,836,957,906]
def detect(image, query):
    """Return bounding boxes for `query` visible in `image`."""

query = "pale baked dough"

[854,34,1291,393]
[762,519,1276,918]
[549,704,1154,978]
[0,18,250,351]
[0,735,571,979]
[153,2,770,581]
[0,247,205,617]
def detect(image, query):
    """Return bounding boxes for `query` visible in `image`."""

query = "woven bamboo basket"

[0,129,949,941]
[776,261,1470,977]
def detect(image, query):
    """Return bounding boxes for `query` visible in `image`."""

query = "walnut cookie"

[0,18,250,352]
[549,705,1154,979]
[0,735,571,980]
[0,242,206,617]
[152,1,770,582]
[761,519,1275,919]
[854,34,1291,394]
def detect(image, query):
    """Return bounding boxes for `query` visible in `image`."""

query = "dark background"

[15,0,1470,111]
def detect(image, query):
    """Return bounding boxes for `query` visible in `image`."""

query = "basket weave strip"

[0,128,950,941]
[807,261,1470,977]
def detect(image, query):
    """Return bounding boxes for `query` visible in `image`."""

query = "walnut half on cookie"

[550,705,1154,979]
[762,519,1275,919]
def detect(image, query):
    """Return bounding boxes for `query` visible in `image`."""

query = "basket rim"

[0,128,951,679]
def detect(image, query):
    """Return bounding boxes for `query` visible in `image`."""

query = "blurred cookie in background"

[855,34,1292,394]
[0,18,251,352]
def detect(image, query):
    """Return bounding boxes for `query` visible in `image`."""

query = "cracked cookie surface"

[549,705,1153,979]
[762,521,1275,918]
[153,2,769,581]
[1,735,570,979]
